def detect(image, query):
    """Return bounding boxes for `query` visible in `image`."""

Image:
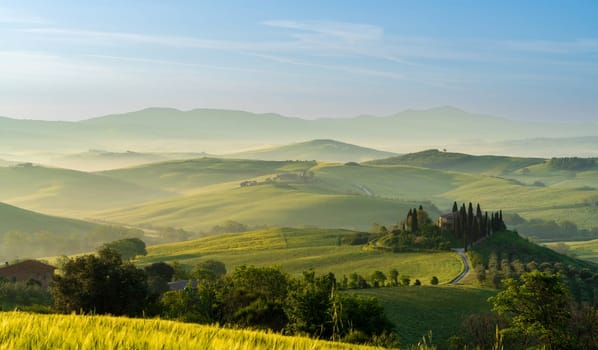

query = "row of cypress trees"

[449,201,506,250]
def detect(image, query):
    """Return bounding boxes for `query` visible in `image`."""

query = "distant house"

[167,279,198,291]
[438,212,456,230]
[0,260,56,288]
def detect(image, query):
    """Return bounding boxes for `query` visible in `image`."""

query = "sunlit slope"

[0,202,99,235]
[0,165,172,216]
[137,227,462,283]
[311,163,461,207]
[229,139,397,162]
[103,182,432,232]
[368,149,544,175]
[0,312,380,350]
[546,238,598,263]
[442,175,598,229]
[100,158,316,193]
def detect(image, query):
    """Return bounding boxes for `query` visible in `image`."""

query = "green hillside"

[48,150,209,171]
[136,227,462,284]
[97,156,598,237]
[100,158,316,194]
[230,139,397,163]
[546,239,598,263]
[0,202,97,235]
[0,164,172,216]
[0,202,148,259]
[357,286,496,347]
[104,182,436,233]
[472,231,597,271]
[368,149,544,175]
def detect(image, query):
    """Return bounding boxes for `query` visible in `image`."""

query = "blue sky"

[1,0,597,121]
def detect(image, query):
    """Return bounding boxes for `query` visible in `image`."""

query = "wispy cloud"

[246,52,404,80]
[23,27,242,49]
[500,39,598,54]
[263,20,383,43]
[0,7,47,24]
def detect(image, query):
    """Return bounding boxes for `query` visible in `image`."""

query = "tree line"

[448,201,506,250]
[48,246,397,347]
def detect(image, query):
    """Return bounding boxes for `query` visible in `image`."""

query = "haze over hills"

[227,139,398,163]
[2,107,598,160]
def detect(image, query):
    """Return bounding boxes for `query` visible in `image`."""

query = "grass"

[2,155,597,240]
[136,227,463,284]
[546,238,598,263]
[367,149,544,175]
[354,286,496,347]
[0,165,170,216]
[0,312,383,350]
[0,202,98,235]
[102,181,430,232]
[472,230,597,270]
[100,158,317,193]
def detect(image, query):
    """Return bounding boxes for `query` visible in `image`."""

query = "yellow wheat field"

[0,312,384,350]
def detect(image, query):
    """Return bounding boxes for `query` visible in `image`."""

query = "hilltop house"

[437,212,456,230]
[0,260,56,288]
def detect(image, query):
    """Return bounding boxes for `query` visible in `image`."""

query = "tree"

[370,271,387,287]
[285,270,337,338]
[388,268,399,286]
[219,265,290,330]
[430,276,439,285]
[51,247,148,316]
[145,262,175,297]
[489,271,572,349]
[191,260,227,281]
[100,238,147,261]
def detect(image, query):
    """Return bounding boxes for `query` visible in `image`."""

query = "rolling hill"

[368,149,545,175]
[135,227,462,283]
[47,150,209,171]
[0,202,98,236]
[228,139,397,163]
[0,164,173,216]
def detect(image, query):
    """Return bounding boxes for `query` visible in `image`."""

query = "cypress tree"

[412,208,419,232]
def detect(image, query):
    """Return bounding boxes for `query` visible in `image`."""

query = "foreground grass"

[136,227,463,284]
[354,286,496,347]
[0,312,384,350]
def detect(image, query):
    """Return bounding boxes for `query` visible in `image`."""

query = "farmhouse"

[437,212,456,230]
[0,260,56,288]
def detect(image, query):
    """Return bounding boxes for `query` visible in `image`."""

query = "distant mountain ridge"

[1,106,597,157]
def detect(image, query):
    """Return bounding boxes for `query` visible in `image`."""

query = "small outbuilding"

[0,260,56,288]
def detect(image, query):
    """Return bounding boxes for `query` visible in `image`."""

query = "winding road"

[449,248,471,285]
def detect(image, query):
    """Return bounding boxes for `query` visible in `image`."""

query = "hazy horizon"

[1,1,597,122]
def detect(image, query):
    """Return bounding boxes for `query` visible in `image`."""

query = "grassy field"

[545,238,598,263]
[0,312,384,350]
[0,165,171,216]
[100,158,317,194]
[355,286,496,347]
[0,202,98,235]
[136,227,463,284]
[102,181,431,233]
[1,154,596,240]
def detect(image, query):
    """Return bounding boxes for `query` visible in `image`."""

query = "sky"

[1,0,597,122]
